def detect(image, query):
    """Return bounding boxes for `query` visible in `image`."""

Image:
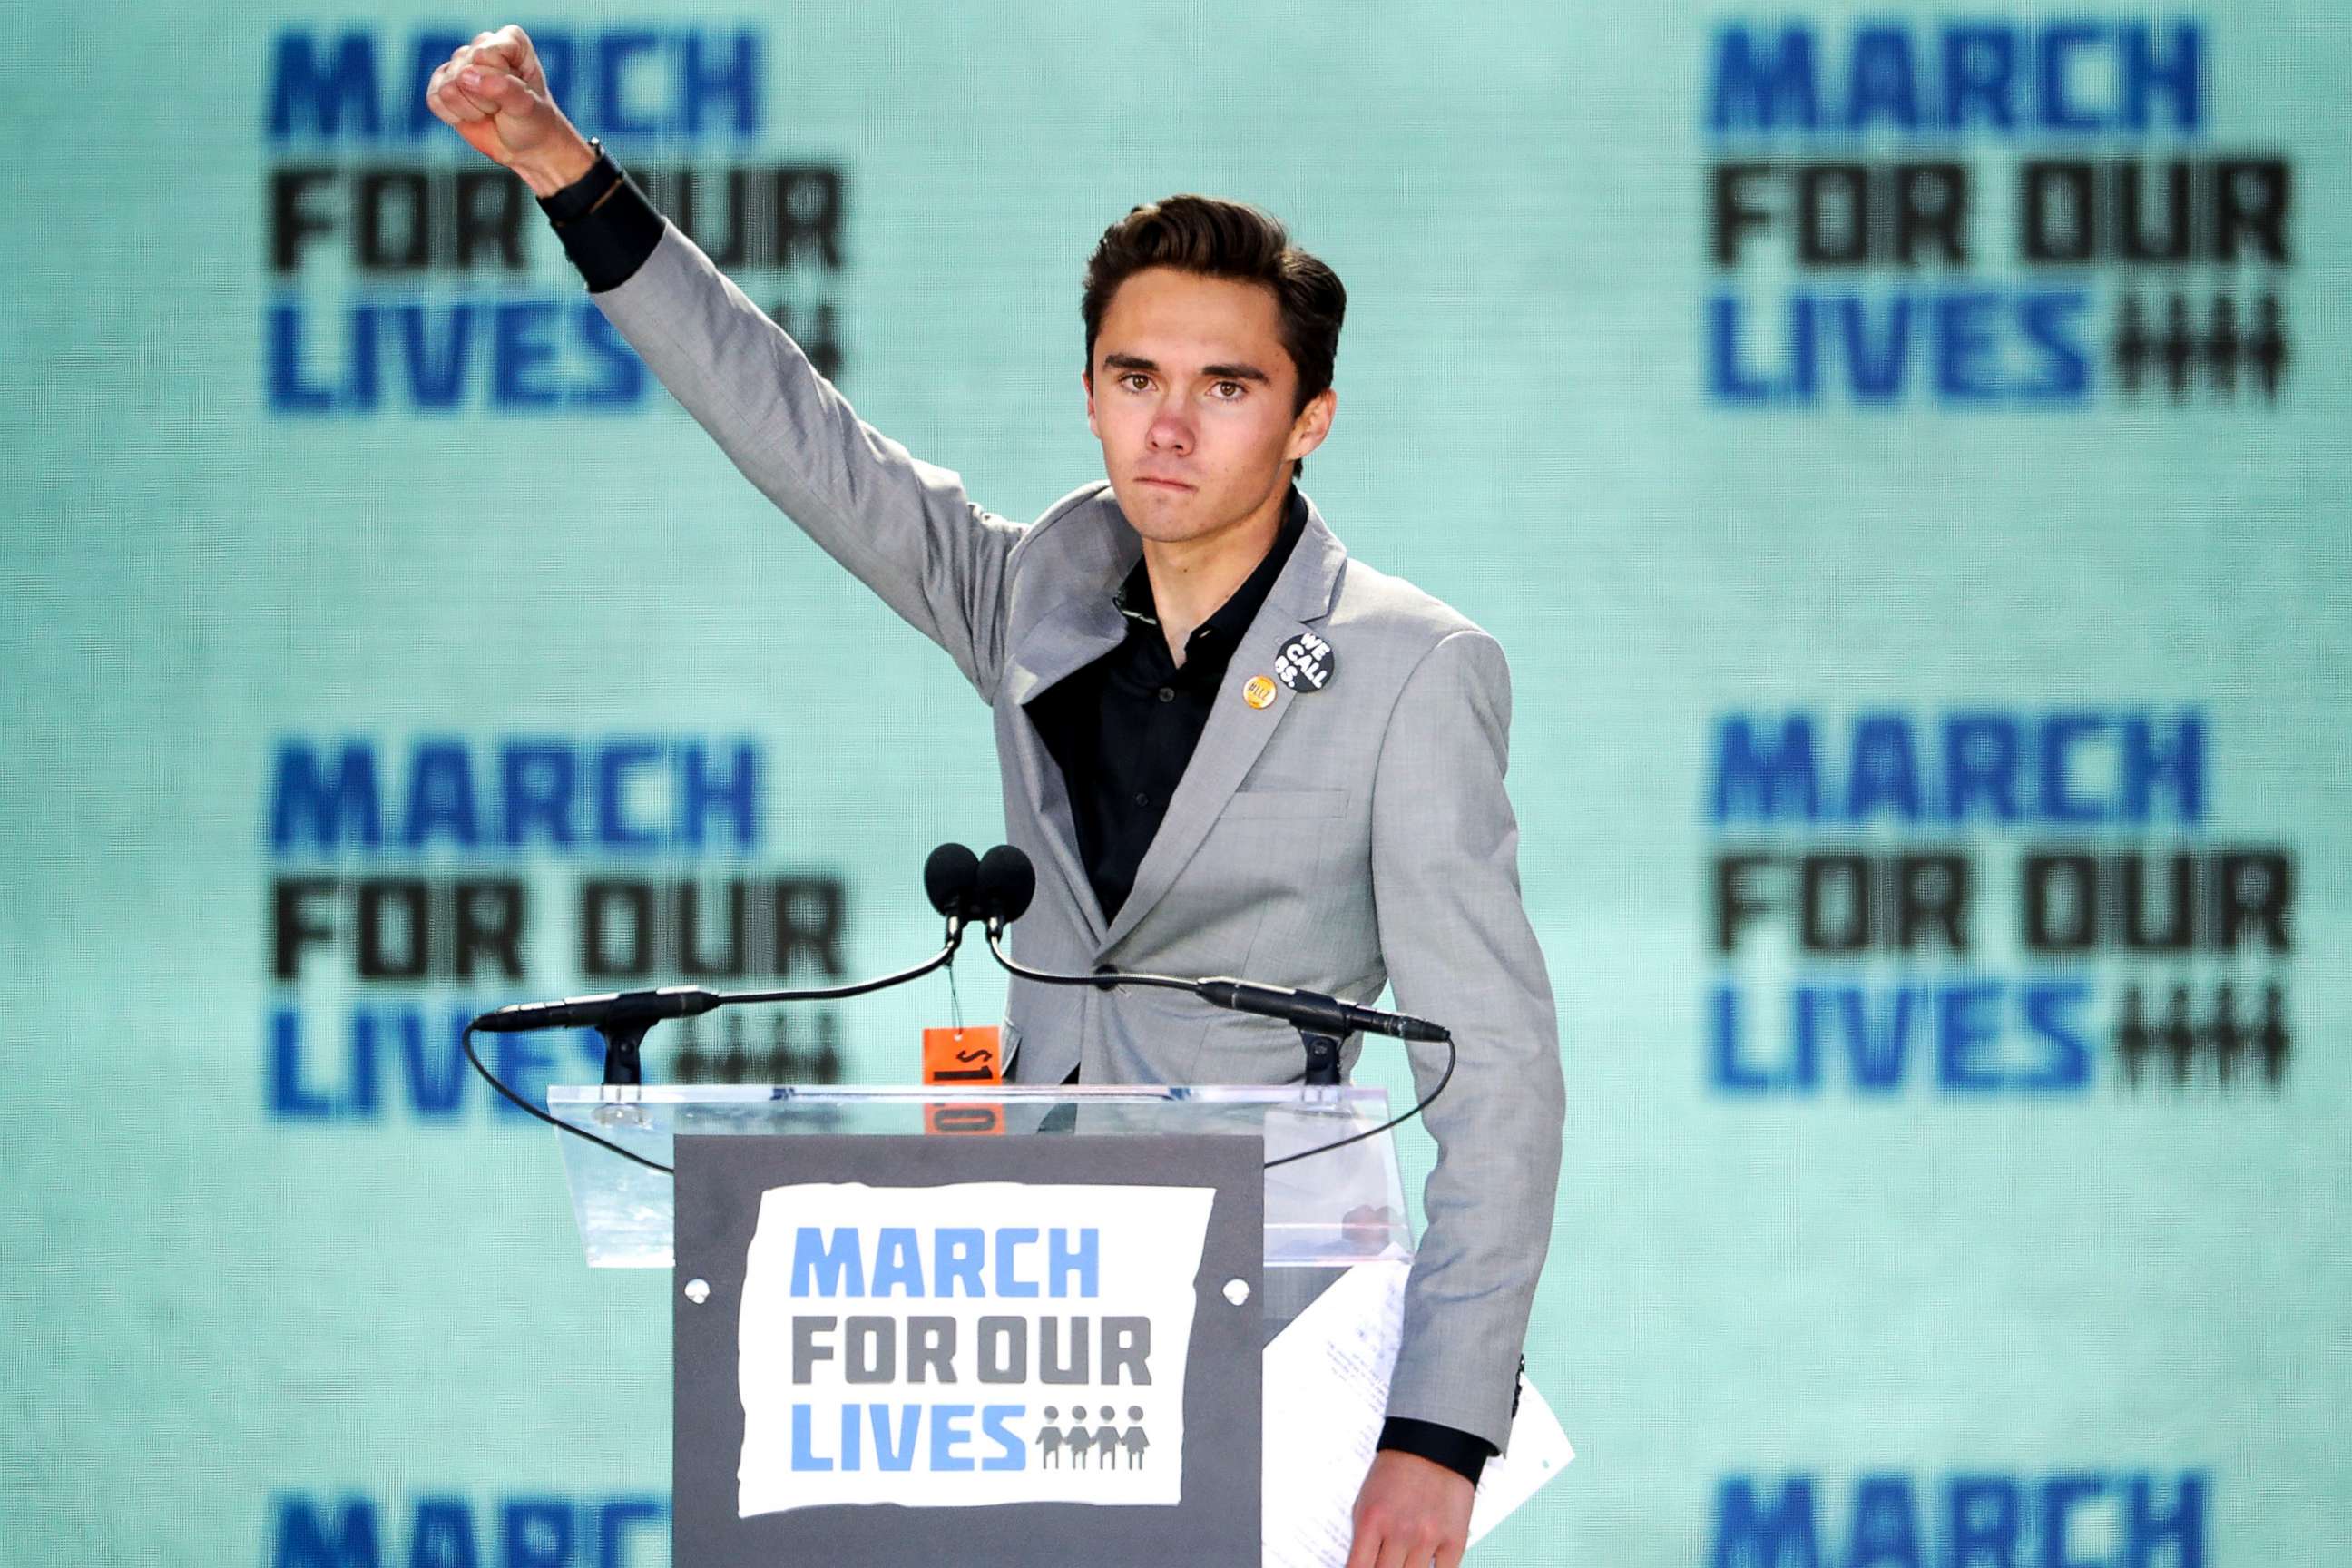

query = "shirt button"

[1158,687,1176,702]
[1133,791,1152,808]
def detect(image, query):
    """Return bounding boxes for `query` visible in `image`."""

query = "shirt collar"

[1112,486,1309,652]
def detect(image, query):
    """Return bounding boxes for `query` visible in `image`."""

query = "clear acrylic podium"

[544,1083,1416,1566]
[547,1083,1414,1275]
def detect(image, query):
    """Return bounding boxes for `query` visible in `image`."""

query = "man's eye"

[1121,373,1152,392]
[1212,381,1246,399]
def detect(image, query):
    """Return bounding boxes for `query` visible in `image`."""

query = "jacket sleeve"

[1367,627,1566,1452]
[586,218,1023,701]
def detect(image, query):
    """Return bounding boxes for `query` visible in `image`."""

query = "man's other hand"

[424,25,595,196]
[1347,1448,1475,1568]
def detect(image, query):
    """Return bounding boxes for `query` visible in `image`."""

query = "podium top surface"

[546,1083,1412,1269]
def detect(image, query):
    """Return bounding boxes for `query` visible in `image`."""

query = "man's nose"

[1146,399,1192,454]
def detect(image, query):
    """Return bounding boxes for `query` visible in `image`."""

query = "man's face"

[1085,267,1335,547]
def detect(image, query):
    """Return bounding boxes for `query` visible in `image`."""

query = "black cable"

[466,920,1454,1181]
[708,934,964,1007]
[1261,1032,1455,1171]
[463,933,967,1180]
[464,1022,675,1175]
[983,925,1199,996]
[985,926,1456,1171]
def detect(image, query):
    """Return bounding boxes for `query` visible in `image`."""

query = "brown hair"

[1081,194,1348,430]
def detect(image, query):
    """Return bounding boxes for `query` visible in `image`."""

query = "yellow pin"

[1242,675,1278,710]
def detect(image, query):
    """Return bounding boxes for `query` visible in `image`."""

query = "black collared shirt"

[1024,489,1307,925]
[538,167,1496,1488]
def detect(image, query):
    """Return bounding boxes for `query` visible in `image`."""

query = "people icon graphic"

[1093,1406,1119,1468]
[1038,1407,1063,1468]
[1122,1407,1149,1469]
[1034,1405,1152,1475]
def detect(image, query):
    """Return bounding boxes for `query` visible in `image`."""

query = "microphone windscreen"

[923,842,982,916]
[976,844,1037,923]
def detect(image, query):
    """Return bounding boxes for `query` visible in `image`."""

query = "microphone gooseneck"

[971,842,1460,1171]
[463,844,988,1167]
[975,847,1450,1045]
[982,921,1198,997]
[475,840,992,1044]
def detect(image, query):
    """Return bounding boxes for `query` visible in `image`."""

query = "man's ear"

[1286,386,1337,464]
[1083,369,1098,440]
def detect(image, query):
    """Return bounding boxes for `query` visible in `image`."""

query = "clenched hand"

[423,25,595,197]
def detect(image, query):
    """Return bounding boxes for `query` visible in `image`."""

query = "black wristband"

[1377,1416,1494,1486]
[535,139,664,293]
[537,138,622,222]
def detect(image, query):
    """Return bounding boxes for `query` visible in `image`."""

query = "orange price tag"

[922,1026,1002,1085]
[922,1026,1004,1135]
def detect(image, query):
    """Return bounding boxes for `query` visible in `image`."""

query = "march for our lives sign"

[734,1182,1216,1515]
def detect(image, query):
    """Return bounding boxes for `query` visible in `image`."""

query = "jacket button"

[1091,963,1120,993]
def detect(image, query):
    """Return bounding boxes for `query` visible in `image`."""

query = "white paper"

[1263,1262,1573,1566]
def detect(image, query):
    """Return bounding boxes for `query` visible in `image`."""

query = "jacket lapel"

[1097,505,1348,954]
[1003,593,1129,946]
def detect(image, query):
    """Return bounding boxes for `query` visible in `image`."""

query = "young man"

[430,27,1564,1567]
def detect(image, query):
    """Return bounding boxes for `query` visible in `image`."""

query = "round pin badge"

[1242,675,1278,710]
[1272,632,1336,692]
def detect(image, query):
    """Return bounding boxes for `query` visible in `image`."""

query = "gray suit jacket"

[591,220,1565,1451]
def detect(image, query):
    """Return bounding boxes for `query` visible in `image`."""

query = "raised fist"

[425,25,594,195]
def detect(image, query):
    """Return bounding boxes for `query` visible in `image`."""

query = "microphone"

[967,841,1460,1164]
[975,842,1037,931]
[926,841,983,924]
[968,841,1458,1161]
[972,844,1450,1044]
[1194,977,1452,1044]
[482,844,984,1040]
[461,842,1002,1166]
[470,844,986,1096]
[471,985,721,1034]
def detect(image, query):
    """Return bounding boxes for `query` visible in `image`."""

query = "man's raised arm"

[426,26,1022,700]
